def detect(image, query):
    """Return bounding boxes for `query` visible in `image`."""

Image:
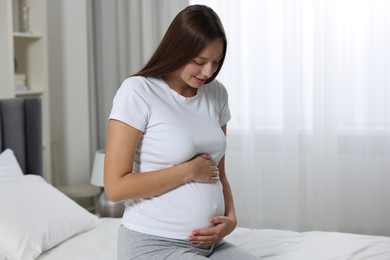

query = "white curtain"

[90,0,188,150]
[191,0,390,236]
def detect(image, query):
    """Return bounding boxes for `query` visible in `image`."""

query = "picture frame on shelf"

[21,3,31,33]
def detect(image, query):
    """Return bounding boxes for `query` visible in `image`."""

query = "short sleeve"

[109,77,150,132]
[216,81,231,126]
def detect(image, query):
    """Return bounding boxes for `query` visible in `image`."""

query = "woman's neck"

[162,75,197,98]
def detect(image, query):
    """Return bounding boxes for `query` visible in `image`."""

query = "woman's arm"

[104,119,218,202]
[214,124,237,228]
[217,153,238,228]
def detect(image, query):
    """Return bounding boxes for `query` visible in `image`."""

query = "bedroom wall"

[47,0,91,186]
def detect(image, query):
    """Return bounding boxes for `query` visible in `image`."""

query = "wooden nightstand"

[58,184,101,213]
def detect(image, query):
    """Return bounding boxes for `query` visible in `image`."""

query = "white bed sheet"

[38,218,390,260]
[225,227,390,260]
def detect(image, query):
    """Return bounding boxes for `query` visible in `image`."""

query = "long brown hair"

[134,5,227,84]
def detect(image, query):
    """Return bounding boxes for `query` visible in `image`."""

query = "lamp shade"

[90,149,105,187]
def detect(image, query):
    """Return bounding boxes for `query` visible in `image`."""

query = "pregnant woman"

[104,4,257,260]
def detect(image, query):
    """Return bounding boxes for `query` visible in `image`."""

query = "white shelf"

[0,0,52,183]
[13,32,41,38]
[15,89,44,96]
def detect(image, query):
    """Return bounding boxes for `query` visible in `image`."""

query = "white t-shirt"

[109,76,231,239]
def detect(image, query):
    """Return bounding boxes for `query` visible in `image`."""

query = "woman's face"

[165,39,224,96]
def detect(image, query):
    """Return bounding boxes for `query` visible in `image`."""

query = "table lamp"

[90,149,125,217]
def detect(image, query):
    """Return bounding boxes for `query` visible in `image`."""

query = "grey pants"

[118,225,259,260]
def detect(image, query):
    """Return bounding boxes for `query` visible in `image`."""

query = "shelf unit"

[0,0,52,182]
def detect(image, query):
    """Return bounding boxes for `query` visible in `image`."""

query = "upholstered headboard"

[0,98,43,176]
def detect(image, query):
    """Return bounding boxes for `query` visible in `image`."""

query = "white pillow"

[0,149,24,181]
[0,175,101,260]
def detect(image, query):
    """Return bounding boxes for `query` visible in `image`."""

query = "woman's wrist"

[177,161,194,183]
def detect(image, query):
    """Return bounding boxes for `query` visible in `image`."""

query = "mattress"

[37,218,390,260]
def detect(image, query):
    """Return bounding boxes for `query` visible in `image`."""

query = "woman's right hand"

[188,154,220,183]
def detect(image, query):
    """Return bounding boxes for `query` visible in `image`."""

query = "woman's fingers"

[211,165,219,178]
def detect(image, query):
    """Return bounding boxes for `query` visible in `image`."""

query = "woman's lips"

[194,76,207,85]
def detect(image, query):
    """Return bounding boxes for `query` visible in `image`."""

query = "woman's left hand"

[188,216,237,248]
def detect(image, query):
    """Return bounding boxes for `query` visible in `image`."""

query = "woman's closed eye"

[193,60,206,65]
[193,60,221,66]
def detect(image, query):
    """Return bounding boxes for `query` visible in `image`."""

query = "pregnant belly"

[124,181,225,239]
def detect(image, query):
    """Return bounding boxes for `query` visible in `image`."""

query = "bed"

[1,98,390,260]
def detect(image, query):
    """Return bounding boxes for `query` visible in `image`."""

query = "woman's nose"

[202,63,216,77]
